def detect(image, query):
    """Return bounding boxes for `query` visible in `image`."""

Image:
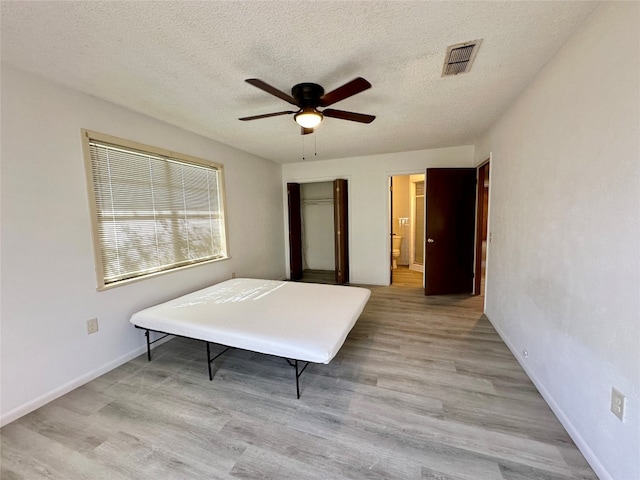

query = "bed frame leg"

[206,342,213,381]
[287,359,309,399]
[205,343,232,381]
[145,329,151,361]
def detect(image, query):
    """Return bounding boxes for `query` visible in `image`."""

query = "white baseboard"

[486,314,611,480]
[0,336,173,427]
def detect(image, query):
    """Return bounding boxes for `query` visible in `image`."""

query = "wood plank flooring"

[392,265,424,287]
[301,269,336,284]
[1,285,596,479]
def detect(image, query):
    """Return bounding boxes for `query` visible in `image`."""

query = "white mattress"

[130,278,371,364]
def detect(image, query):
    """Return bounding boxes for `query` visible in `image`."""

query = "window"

[82,130,228,289]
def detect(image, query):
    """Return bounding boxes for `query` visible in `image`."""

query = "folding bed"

[130,278,371,398]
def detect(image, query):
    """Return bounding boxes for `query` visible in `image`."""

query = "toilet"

[392,235,402,269]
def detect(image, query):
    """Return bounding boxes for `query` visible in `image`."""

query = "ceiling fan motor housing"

[292,83,325,108]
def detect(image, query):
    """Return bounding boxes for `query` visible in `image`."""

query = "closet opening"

[287,179,349,285]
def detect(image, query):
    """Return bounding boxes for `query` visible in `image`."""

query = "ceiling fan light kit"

[239,77,375,134]
[294,107,323,128]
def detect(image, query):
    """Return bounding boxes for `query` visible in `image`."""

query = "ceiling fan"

[239,77,376,135]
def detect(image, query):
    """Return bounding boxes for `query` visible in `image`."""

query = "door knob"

[427,238,435,243]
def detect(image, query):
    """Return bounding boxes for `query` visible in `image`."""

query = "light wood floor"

[1,286,596,479]
[392,265,424,287]
[302,266,424,288]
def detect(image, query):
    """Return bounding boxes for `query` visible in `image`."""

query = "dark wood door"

[287,182,303,280]
[333,179,349,284]
[389,177,394,285]
[474,161,490,295]
[424,168,476,295]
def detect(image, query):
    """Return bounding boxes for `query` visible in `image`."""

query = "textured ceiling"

[1,1,599,164]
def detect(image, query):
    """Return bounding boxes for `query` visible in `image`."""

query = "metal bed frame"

[136,326,311,399]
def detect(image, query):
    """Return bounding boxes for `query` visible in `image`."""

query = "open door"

[333,179,349,284]
[389,177,393,285]
[424,168,476,295]
[474,161,490,295]
[287,182,303,280]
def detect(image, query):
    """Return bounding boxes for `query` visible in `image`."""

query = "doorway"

[287,179,349,284]
[390,174,424,287]
[389,167,487,295]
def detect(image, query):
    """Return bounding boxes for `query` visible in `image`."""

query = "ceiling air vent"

[442,39,482,77]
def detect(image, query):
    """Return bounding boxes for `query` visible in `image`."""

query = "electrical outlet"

[86,318,99,335]
[611,388,626,421]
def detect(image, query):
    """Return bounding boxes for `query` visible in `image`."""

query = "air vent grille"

[442,39,482,77]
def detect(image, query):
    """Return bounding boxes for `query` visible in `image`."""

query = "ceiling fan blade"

[245,79,298,106]
[322,108,376,124]
[301,127,314,135]
[239,111,295,121]
[319,77,372,107]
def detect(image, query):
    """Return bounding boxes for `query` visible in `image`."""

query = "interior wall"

[0,66,286,425]
[475,3,639,479]
[300,182,334,270]
[282,146,475,285]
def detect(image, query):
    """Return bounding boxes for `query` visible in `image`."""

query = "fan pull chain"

[301,133,317,160]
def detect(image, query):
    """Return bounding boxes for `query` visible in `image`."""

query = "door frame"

[285,177,352,283]
[474,159,491,295]
[389,176,393,284]
[409,175,425,273]
[333,179,349,284]
[388,171,426,287]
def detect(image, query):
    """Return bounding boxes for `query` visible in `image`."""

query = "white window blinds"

[87,137,227,286]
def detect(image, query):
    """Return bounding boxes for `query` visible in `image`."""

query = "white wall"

[283,146,474,285]
[0,66,286,425]
[475,3,639,479]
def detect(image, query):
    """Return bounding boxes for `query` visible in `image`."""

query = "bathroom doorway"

[390,174,424,287]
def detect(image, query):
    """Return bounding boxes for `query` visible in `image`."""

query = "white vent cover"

[442,39,482,76]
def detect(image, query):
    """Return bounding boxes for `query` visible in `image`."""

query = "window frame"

[81,129,230,291]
